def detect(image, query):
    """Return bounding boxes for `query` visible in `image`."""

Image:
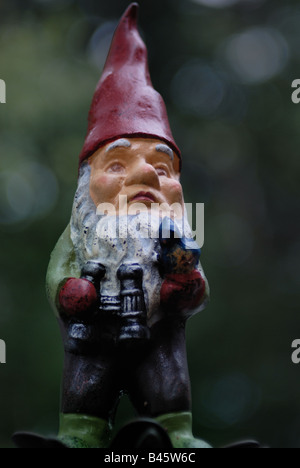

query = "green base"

[156,412,211,449]
[57,412,211,449]
[58,414,112,449]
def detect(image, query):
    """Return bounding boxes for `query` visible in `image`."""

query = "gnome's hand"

[160,270,206,314]
[159,217,201,275]
[159,217,205,314]
[58,278,98,318]
[58,262,105,318]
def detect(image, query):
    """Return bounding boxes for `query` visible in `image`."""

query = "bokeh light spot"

[171,62,226,117]
[224,27,289,84]
[197,373,261,429]
[0,163,59,228]
[87,22,118,69]
[191,0,240,8]
[190,0,266,9]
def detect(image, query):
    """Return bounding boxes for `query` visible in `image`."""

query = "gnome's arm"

[46,224,88,318]
[160,258,209,318]
[159,220,209,318]
[161,266,209,316]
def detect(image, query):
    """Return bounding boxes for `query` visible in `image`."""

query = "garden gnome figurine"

[46,3,210,448]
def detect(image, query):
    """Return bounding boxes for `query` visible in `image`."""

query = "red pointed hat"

[79,3,181,167]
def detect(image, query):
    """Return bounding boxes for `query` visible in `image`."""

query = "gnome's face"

[88,137,183,215]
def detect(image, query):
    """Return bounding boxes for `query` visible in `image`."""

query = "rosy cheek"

[96,174,110,187]
[90,174,123,206]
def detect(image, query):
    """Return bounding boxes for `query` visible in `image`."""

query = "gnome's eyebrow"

[156,144,174,161]
[106,139,131,153]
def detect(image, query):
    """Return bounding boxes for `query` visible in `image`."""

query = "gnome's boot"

[58,414,112,448]
[156,412,211,449]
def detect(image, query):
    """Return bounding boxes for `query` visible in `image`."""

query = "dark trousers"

[59,318,192,423]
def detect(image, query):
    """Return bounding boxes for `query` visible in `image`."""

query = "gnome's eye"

[155,166,169,177]
[106,163,126,174]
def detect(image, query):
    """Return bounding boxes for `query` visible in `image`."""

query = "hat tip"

[126,3,139,19]
[129,2,139,10]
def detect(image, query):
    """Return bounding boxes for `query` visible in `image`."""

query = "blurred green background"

[0,0,300,448]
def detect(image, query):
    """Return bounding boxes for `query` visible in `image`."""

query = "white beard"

[84,213,164,324]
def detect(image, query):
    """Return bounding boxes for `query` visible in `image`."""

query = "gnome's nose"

[125,161,160,190]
